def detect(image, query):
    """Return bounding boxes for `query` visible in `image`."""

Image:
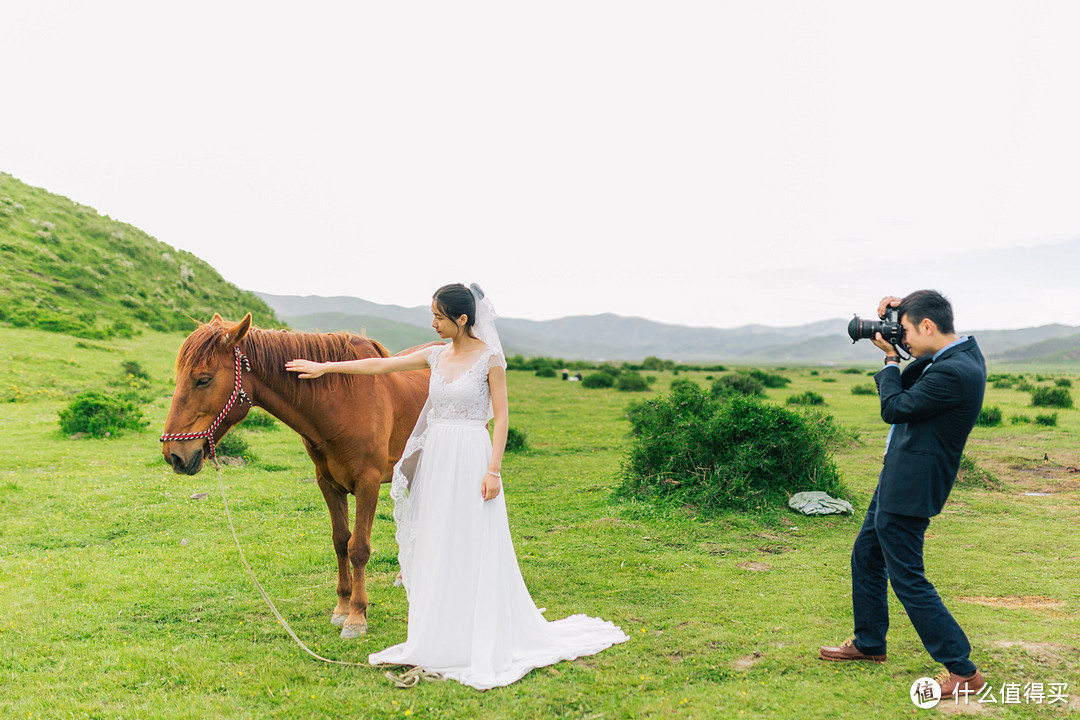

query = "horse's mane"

[177,324,391,400]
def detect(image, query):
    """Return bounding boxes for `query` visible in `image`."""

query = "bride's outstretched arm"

[285,351,428,379]
[482,365,509,501]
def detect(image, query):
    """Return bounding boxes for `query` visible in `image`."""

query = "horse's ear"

[222,313,252,347]
[210,313,225,326]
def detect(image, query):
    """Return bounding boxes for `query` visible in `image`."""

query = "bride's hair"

[433,283,480,337]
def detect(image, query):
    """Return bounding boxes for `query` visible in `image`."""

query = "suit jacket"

[873,337,986,518]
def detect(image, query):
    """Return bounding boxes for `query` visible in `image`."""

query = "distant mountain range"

[256,292,1080,367]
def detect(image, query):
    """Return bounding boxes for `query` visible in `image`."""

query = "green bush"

[743,369,790,388]
[711,374,764,399]
[787,391,826,406]
[841,368,863,374]
[955,453,1001,490]
[1030,386,1074,409]
[535,367,557,378]
[241,409,278,430]
[618,385,846,514]
[121,360,150,380]
[1034,413,1058,427]
[1009,414,1032,425]
[1056,378,1073,388]
[992,377,1015,390]
[581,372,615,389]
[58,391,148,438]
[975,405,1003,427]
[616,371,650,392]
[669,378,699,393]
[505,426,529,453]
[851,384,876,396]
[215,433,256,461]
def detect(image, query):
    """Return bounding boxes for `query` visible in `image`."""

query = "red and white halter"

[159,346,252,461]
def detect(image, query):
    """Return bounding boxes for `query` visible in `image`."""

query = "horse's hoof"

[331,613,348,627]
[340,623,368,639]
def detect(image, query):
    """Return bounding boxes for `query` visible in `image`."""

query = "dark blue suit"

[851,337,986,674]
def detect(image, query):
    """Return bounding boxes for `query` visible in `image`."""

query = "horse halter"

[160,346,252,461]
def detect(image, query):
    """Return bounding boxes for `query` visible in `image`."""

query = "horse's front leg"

[316,476,352,628]
[340,469,382,639]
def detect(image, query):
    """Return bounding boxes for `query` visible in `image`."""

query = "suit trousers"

[851,488,976,675]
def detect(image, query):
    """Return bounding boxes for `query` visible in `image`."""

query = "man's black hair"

[898,289,955,335]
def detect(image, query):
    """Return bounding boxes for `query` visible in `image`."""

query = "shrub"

[505,426,529,453]
[535,367,557,378]
[669,378,699,392]
[121,360,150,380]
[1009,414,1032,425]
[58,391,148,438]
[787,391,826,406]
[616,371,650,392]
[743,369,790,388]
[241,409,278,430]
[618,385,846,514]
[851,384,876,396]
[1056,378,1073,388]
[642,356,675,371]
[215,433,255,461]
[841,368,863,374]
[992,377,1015,390]
[1030,386,1074,409]
[975,405,1003,427]
[955,453,1001,490]
[711,374,764,399]
[581,373,615,389]
[1034,413,1058,427]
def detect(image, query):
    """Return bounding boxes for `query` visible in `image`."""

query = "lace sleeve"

[487,350,507,371]
[424,344,445,367]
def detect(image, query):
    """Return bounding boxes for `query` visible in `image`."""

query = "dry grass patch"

[957,595,1065,611]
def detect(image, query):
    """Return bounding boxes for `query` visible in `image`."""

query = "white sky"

[3,1,1079,331]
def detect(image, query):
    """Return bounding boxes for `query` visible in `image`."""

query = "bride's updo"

[433,283,483,337]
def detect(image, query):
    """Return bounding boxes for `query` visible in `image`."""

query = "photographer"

[820,290,987,699]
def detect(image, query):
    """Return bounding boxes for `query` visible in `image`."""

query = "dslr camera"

[847,306,905,347]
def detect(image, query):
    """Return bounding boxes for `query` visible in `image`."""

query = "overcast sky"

[3,2,1079,331]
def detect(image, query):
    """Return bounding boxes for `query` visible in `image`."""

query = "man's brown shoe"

[818,636,887,663]
[936,668,986,698]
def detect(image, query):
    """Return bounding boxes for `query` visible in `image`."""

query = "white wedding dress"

[368,343,628,689]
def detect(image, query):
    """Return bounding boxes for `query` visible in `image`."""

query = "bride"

[286,283,628,689]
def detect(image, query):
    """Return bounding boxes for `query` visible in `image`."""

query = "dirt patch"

[732,651,764,671]
[991,639,1076,665]
[737,561,771,572]
[957,596,1065,611]
[757,544,792,555]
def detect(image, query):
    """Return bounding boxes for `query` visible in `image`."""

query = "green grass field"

[1,328,1077,719]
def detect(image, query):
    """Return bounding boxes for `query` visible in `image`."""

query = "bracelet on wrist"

[884,355,901,365]
[486,471,501,478]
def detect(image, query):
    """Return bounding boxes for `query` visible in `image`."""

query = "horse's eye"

[195,376,212,388]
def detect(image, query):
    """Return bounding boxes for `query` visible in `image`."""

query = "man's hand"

[877,296,902,319]
[871,332,897,356]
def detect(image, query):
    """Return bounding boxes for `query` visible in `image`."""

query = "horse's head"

[162,313,253,475]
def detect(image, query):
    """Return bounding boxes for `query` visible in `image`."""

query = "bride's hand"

[481,471,501,501]
[285,359,326,379]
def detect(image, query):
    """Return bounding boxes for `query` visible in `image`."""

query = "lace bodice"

[425,344,506,422]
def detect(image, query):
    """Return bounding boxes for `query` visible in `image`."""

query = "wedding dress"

[368,343,628,689]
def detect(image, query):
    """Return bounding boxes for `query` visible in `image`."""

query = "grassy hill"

[0,173,280,339]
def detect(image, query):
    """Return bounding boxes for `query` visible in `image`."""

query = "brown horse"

[161,313,432,639]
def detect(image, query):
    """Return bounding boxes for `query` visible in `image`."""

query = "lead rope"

[213,458,369,667]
